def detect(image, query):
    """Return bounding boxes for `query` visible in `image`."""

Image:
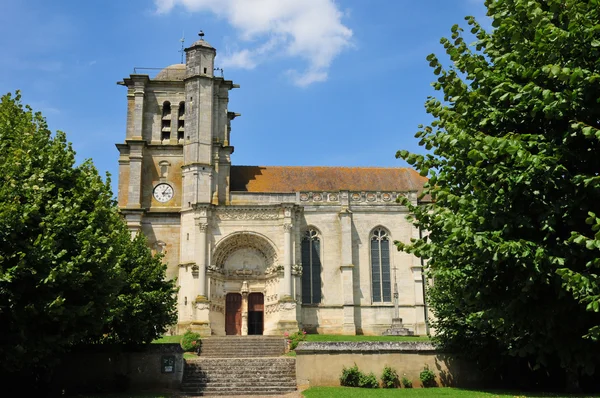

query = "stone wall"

[295,341,483,389]
[52,344,184,394]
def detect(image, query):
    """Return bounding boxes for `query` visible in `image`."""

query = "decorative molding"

[215,209,279,220]
[283,223,293,232]
[198,222,209,231]
[298,191,415,204]
[265,301,297,314]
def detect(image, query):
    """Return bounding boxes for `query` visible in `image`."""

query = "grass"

[304,334,431,342]
[153,334,430,344]
[301,387,600,398]
[151,335,181,344]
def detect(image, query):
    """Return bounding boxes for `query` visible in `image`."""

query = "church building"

[116,35,429,337]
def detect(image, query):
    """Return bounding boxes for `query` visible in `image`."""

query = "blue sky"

[0,0,488,195]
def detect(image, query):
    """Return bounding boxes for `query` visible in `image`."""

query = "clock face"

[153,183,174,203]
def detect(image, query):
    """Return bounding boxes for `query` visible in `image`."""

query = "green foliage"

[99,233,177,345]
[396,0,600,387]
[358,372,379,389]
[285,330,307,350]
[340,364,362,387]
[419,365,436,388]
[401,376,413,388]
[0,92,177,376]
[340,364,379,388]
[180,330,201,352]
[381,365,399,388]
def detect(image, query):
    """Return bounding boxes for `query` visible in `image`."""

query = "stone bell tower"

[178,32,239,334]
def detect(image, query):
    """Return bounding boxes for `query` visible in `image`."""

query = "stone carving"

[313,193,323,201]
[382,193,392,202]
[265,264,284,275]
[299,193,309,201]
[212,232,278,272]
[328,193,339,202]
[351,192,361,201]
[283,223,293,232]
[207,264,221,273]
[292,263,303,276]
[367,193,376,202]
[195,301,210,311]
[216,209,279,220]
[284,208,291,217]
[265,301,297,314]
[210,303,224,314]
[198,222,209,231]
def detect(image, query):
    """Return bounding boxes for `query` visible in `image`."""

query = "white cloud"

[154,0,353,86]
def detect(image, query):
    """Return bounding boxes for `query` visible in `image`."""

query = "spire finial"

[198,30,205,39]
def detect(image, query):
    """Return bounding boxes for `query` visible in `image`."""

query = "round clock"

[153,183,174,203]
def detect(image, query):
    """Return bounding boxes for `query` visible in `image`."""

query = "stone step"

[197,352,284,357]
[183,376,296,382]
[187,358,294,363]
[183,374,295,381]
[181,380,297,387]
[186,363,294,367]
[181,340,296,396]
[181,386,297,394]
[185,369,294,374]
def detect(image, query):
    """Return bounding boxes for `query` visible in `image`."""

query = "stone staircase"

[181,336,297,396]
[197,336,287,358]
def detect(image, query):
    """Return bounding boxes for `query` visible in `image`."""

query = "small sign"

[161,355,175,373]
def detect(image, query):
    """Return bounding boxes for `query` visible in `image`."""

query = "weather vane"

[198,30,205,39]
[179,33,185,64]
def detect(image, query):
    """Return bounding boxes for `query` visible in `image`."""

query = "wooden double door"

[225,292,264,335]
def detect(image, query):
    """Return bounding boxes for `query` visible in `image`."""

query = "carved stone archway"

[211,232,280,276]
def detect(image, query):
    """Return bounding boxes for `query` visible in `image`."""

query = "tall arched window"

[371,227,391,302]
[301,228,321,304]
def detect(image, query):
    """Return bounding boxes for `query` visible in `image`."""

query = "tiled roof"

[230,166,428,195]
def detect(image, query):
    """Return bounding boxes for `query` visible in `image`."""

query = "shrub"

[359,372,379,388]
[419,365,436,387]
[401,376,413,388]
[381,365,399,388]
[340,364,362,387]
[285,330,307,350]
[180,330,201,352]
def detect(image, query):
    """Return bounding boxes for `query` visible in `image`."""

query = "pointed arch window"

[301,228,322,304]
[371,227,391,302]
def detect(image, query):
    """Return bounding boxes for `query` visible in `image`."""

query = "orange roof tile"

[230,166,427,195]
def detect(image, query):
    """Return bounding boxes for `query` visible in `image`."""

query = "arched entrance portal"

[209,232,280,335]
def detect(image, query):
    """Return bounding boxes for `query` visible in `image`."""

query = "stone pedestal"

[191,297,212,337]
[383,318,414,336]
[277,297,299,334]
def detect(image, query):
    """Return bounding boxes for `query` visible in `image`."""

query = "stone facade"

[116,37,429,337]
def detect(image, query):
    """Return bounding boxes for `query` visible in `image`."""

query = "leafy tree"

[396,0,600,390]
[99,233,177,345]
[0,92,176,376]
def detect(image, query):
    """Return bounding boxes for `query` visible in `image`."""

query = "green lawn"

[153,334,430,343]
[304,334,430,342]
[302,387,599,398]
[151,335,181,344]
